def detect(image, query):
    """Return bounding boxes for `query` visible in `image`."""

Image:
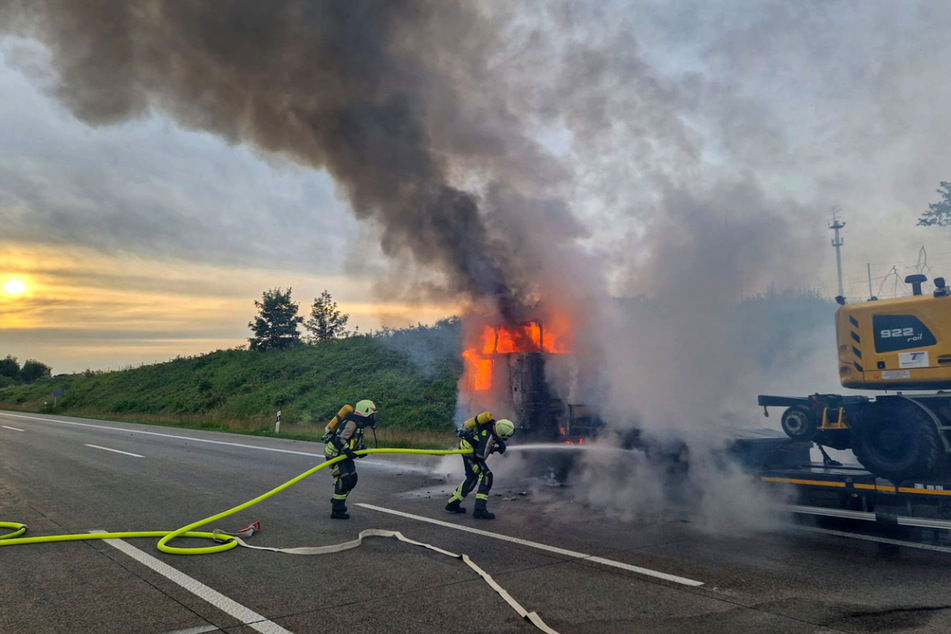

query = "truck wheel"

[781,405,817,441]
[852,408,941,482]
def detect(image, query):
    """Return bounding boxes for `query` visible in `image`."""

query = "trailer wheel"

[781,405,818,441]
[852,407,941,482]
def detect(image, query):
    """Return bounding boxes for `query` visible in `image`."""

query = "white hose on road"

[228,528,560,634]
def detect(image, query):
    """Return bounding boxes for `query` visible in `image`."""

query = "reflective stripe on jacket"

[325,416,366,458]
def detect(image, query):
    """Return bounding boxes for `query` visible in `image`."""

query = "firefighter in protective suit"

[324,399,376,519]
[446,412,515,519]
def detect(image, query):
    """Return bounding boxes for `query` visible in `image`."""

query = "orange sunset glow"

[0,244,457,374]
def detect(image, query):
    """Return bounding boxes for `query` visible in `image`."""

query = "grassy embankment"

[0,324,463,449]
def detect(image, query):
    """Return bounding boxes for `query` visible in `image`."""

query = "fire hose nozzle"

[211,521,261,543]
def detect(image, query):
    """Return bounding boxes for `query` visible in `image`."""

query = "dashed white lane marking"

[84,444,144,458]
[0,411,431,473]
[91,531,293,634]
[1,425,24,431]
[356,503,705,587]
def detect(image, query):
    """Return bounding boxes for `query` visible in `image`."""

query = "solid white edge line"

[355,503,704,587]
[90,531,293,634]
[84,444,144,458]
[1,425,24,431]
[0,411,432,473]
[1,412,322,457]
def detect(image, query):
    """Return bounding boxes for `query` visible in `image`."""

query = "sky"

[2,1,951,375]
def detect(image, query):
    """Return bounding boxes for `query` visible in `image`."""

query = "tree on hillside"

[917,181,951,226]
[248,288,304,351]
[19,359,51,383]
[0,355,19,380]
[304,290,351,342]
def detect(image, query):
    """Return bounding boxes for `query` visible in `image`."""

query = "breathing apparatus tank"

[458,411,493,437]
[323,404,354,440]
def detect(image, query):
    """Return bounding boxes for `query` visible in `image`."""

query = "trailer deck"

[757,459,951,537]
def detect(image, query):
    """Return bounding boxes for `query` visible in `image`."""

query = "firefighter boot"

[472,499,495,520]
[330,498,349,520]
[445,499,466,514]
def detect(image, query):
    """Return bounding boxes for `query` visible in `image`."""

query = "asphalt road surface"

[2,410,951,634]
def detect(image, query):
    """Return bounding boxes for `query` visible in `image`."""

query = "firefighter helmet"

[354,400,377,417]
[494,419,515,440]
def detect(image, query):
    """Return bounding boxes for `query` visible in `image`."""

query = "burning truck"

[453,309,804,486]
[457,313,605,446]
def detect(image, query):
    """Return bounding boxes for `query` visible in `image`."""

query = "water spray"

[506,443,640,455]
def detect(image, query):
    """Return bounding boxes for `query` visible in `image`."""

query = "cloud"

[6,1,951,309]
[4,0,951,397]
[0,38,357,274]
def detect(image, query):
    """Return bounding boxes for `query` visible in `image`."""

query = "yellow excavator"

[759,274,951,482]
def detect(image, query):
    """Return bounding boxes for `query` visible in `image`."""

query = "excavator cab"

[761,274,951,482]
[836,274,951,390]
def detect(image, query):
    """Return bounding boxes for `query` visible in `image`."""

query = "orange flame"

[462,349,493,392]
[479,320,571,355]
[462,317,573,393]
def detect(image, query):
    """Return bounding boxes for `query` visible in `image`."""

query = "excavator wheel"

[780,405,818,442]
[852,406,942,482]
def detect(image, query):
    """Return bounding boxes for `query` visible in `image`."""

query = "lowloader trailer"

[739,436,951,542]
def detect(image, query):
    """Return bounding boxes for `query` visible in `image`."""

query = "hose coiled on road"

[0,447,470,554]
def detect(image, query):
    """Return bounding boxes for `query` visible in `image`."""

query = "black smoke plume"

[0,1,535,316]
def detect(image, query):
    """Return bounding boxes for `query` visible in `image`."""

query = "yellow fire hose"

[0,447,469,554]
[0,445,561,632]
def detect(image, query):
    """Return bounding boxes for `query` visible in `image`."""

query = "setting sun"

[3,279,26,294]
